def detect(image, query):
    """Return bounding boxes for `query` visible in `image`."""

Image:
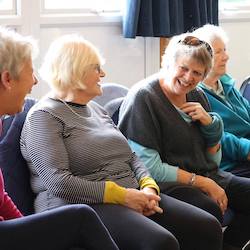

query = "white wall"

[221,22,250,88]
[32,24,160,98]
[1,2,250,98]
[33,24,160,98]
[30,19,250,98]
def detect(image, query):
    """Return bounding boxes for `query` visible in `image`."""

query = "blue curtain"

[123,0,218,38]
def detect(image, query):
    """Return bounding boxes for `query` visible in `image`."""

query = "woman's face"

[210,38,229,77]
[82,64,105,99]
[167,55,206,96]
[8,58,37,114]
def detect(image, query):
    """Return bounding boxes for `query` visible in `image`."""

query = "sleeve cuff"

[139,176,160,195]
[103,181,126,204]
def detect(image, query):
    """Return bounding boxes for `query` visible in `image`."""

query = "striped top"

[20,96,150,213]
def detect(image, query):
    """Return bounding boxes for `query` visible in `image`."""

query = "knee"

[63,204,100,223]
[161,233,179,250]
[203,213,222,235]
[203,199,223,223]
[196,213,223,249]
[150,229,180,250]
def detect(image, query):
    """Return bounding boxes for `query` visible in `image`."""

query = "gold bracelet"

[188,173,196,186]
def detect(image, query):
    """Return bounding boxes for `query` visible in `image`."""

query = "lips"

[178,79,190,87]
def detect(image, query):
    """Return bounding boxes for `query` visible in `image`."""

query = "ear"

[1,70,12,90]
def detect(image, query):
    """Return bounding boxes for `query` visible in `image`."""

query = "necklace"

[58,98,86,119]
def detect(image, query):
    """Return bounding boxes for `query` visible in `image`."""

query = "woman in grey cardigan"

[119,34,250,249]
[20,34,222,250]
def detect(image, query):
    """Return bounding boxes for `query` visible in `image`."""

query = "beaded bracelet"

[188,173,196,186]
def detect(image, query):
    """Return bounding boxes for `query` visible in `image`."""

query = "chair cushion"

[93,83,129,124]
[240,76,250,103]
[93,83,128,106]
[104,97,124,125]
[0,98,37,215]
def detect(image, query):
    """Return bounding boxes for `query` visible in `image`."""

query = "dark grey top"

[119,76,232,188]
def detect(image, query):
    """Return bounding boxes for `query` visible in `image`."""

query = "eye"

[193,71,203,77]
[179,66,188,72]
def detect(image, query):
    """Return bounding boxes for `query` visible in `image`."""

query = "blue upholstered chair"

[240,75,250,103]
[93,83,129,124]
[0,98,37,215]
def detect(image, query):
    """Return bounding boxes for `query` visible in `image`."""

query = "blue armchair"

[0,98,37,215]
[240,75,250,103]
[93,82,128,124]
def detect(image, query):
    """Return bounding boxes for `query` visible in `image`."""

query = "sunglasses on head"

[178,35,213,58]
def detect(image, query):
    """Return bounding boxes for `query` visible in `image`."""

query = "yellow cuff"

[103,181,126,205]
[139,176,160,195]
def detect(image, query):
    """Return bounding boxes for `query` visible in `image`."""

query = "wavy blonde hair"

[39,34,105,92]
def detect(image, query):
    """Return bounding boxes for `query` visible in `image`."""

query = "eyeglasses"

[178,35,213,58]
[93,64,102,74]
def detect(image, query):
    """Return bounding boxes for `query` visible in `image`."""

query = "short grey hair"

[0,26,38,80]
[161,33,212,79]
[39,34,105,92]
[192,24,229,45]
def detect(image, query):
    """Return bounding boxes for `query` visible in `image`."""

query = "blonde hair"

[0,26,38,80]
[39,34,105,92]
[161,33,212,78]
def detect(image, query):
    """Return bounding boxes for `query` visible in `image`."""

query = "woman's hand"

[124,188,163,215]
[124,188,151,214]
[180,102,212,126]
[196,176,228,214]
[141,187,163,216]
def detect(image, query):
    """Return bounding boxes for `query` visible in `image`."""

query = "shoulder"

[129,75,161,103]
[25,97,69,127]
[89,100,109,116]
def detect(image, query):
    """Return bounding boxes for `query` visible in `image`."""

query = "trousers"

[0,204,119,250]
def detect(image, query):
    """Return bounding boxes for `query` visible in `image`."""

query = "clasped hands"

[124,187,163,216]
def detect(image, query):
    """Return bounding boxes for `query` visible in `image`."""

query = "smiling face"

[8,58,37,114]
[81,64,105,99]
[210,38,229,78]
[167,55,206,96]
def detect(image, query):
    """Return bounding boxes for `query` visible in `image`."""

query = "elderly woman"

[193,24,250,178]
[20,34,222,250]
[118,34,250,249]
[0,26,119,250]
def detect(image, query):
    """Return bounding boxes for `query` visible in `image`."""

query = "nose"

[184,71,194,83]
[33,74,38,85]
[223,51,229,61]
[100,69,105,78]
